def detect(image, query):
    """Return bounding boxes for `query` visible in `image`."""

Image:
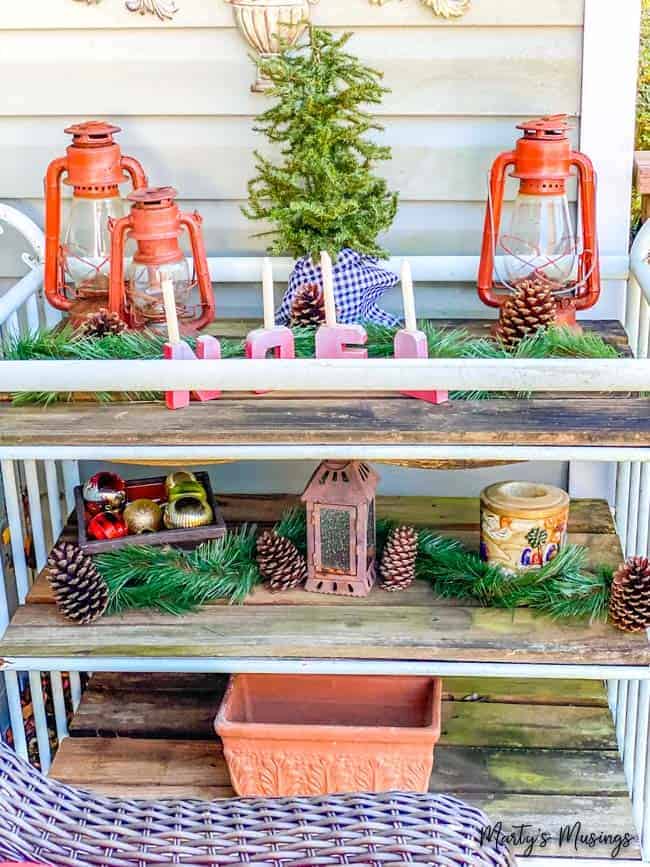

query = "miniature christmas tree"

[245,27,398,261]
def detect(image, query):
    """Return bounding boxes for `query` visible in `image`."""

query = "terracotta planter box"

[215,674,442,797]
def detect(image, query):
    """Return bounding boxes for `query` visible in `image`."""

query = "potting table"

[1,243,650,866]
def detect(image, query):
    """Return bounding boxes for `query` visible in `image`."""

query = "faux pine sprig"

[415,529,613,622]
[95,527,261,616]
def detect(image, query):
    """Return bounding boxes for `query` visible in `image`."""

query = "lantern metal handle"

[107,213,133,323]
[179,210,215,331]
[44,156,72,312]
[477,151,515,308]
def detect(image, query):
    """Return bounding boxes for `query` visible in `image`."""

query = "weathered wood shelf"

[50,671,641,862]
[3,496,648,669]
[2,319,647,453]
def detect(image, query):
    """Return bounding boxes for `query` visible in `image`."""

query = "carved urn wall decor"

[73,0,179,21]
[224,0,318,92]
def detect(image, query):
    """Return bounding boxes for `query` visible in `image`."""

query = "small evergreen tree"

[244,27,398,260]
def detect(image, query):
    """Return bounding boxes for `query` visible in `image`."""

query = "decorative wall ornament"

[369,0,470,17]
[73,0,179,21]
[223,0,318,92]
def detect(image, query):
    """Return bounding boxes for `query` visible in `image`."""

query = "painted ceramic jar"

[480,481,570,574]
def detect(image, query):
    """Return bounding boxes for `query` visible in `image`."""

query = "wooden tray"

[74,471,226,555]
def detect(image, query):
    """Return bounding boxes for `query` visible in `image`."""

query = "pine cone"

[80,308,127,338]
[380,525,418,592]
[495,278,557,348]
[609,557,650,632]
[290,284,326,328]
[47,542,109,625]
[256,530,308,592]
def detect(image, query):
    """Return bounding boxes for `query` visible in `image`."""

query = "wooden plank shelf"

[50,672,641,862]
[1,318,647,453]
[2,496,648,668]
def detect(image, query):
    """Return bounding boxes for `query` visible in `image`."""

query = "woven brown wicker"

[0,741,516,866]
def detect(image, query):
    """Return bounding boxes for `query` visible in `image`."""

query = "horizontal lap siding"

[0,0,584,298]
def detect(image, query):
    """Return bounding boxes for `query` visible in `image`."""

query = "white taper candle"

[401,259,417,332]
[321,251,336,327]
[161,276,181,345]
[262,257,275,330]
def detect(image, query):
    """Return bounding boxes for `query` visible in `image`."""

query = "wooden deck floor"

[50,672,641,862]
[2,496,648,667]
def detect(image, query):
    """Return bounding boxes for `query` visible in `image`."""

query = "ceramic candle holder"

[164,334,221,410]
[480,481,570,574]
[394,329,448,405]
[315,324,368,359]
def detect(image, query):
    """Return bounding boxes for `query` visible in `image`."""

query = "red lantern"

[478,115,600,328]
[44,122,148,324]
[108,187,214,334]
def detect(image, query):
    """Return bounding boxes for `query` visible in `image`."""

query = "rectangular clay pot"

[215,674,442,797]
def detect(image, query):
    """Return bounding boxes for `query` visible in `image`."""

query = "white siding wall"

[1,0,615,496]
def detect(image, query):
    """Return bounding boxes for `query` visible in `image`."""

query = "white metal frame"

[0,2,648,861]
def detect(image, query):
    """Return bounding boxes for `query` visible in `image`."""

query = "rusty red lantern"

[301,461,379,597]
[44,121,148,324]
[478,115,600,327]
[108,187,214,334]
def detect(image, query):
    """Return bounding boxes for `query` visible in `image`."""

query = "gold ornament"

[165,471,197,492]
[124,498,163,534]
[168,481,208,504]
[164,495,213,529]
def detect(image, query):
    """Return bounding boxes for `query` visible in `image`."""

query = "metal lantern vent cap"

[64,121,123,147]
[516,114,570,139]
[128,186,178,208]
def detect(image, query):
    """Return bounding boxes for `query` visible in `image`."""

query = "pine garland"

[92,507,614,623]
[95,527,261,615]
[244,27,398,259]
[5,324,621,405]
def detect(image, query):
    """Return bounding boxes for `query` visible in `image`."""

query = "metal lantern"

[301,461,379,597]
[478,115,600,328]
[44,121,148,324]
[108,187,214,334]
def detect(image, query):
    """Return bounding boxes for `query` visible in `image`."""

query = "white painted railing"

[1,212,650,857]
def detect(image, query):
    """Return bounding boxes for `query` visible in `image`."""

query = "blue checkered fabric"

[277,248,400,327]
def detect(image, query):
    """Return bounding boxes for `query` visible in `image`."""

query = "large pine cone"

[495,278,557,349]
[609,557,650,633]
[80,308,127,339]
[47,542,109,625]
[256,530,308,592]
[290,284,326,328]
[380,525,419,592]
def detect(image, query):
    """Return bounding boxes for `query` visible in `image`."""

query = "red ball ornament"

[87,511,128,541]
[83,471,127,513]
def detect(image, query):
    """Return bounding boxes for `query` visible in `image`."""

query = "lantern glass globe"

[500,192,577,288]
[64,193,127,298]
[127,255,192,330]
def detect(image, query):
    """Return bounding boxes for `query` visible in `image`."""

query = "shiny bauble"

[167,480,208,504]
[87,511,129,541]
[83,471,127,513]
[124,498,163,535]
[164,494,213,529]
[165,471,197,493]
